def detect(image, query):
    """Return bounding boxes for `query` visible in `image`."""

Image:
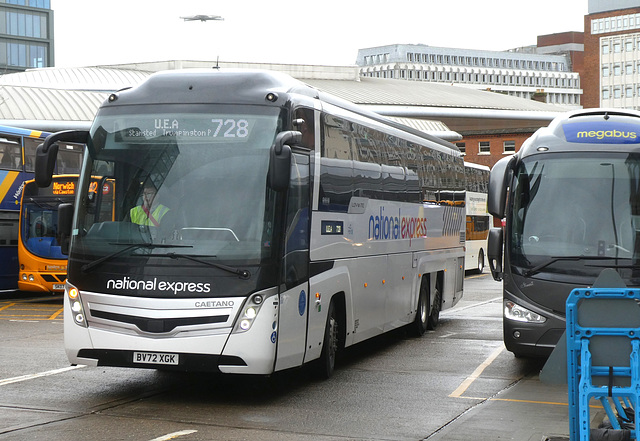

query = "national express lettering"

[368,206,428,240]
[106,277,211,294]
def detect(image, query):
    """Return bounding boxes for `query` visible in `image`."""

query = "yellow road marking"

[449,345,504,398]
[0,302,16,311]
[49,308,63,320]
[0,302,63,320]
[456,395,603,410]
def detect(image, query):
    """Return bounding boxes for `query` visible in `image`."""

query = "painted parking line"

[49,307,64,320]
[0,302,15,311]
[448,347,576,407]
[0,301,63,321]
[449,345,504,398]
[0,365,85,387]
[149,430,198,441]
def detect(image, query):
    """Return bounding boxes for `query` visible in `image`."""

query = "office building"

[583,0,640,108]
[357,42,582,107]
[0,0,53,73]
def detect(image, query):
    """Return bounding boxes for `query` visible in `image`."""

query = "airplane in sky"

[180,15,224,22]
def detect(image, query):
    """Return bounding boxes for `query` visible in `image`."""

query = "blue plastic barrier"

[566,287,640,440]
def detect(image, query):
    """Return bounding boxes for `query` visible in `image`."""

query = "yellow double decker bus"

[18,175,113,293]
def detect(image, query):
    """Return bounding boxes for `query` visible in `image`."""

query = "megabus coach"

[488,108,640,358]
[35,69,465,377]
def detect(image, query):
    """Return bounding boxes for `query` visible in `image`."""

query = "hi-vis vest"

[130,205,169,226]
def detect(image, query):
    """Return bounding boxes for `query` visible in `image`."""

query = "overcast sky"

[52,0,589,68]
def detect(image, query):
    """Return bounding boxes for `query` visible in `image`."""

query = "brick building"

[453,131,534,169]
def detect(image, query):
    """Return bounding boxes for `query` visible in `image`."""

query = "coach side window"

[0,136,22,170]
[319,114,354,212]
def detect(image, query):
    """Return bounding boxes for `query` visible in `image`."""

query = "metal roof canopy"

[0,61,572,134]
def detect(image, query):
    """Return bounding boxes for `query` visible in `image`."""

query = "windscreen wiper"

[81,243,193,273]
[523,256,619,277]
[160,252,251,280]
[26,198,65,209]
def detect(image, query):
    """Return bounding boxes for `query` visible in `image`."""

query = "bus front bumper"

[64,289,279,374]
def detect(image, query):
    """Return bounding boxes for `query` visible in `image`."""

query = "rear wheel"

[427,282,442,330]
[413,280,429,336]
[316,300,338,379]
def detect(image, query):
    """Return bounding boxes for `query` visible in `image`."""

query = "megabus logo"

[563,121,640,144]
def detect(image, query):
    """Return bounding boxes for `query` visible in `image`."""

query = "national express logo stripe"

[443,205,464,236]
[563,121,640,144]
[367,205,464,241]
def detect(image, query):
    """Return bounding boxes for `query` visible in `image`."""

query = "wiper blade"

[161,252,251,279]
[523,256,619,277]
[81,243,193,273]
[26,198,65,209]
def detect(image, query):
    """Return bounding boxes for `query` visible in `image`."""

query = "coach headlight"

[67,284,87,328]
[233,294,266,334]
[504,300,546,324]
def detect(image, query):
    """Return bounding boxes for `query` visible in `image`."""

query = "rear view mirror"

[35,131,89,187]
[58,202,74,255]
[35,142,58,188]
[487,156,515,219]
[269,131,301,191]
[488,227,504,281]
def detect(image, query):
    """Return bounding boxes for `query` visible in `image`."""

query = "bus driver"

[130,183,170,226]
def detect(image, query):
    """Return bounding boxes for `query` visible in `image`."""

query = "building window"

[614,41,622,53]
[503,141,516,154]
[479,141,490,155]
[627,87,634,98]
[614,64,622,76]
[455,142,465,155]
[602,44,610,54]
[614,87,622,99]
[603,88,610,100]
[627,40,635,52]
[0,0,50,7]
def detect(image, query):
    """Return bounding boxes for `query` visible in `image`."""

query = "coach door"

[275,152,311,371]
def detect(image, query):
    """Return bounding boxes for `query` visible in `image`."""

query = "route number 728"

[211,118,250,138]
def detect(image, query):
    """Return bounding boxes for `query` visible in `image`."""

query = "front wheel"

[477,249,485,273]
[315,300,338,379]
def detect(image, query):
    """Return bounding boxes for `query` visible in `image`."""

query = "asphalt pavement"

[0,276,614,441]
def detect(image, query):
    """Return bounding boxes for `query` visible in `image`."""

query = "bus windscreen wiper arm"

[163,252,251,279]
[524,256,618,277]
[81,243,193,273]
